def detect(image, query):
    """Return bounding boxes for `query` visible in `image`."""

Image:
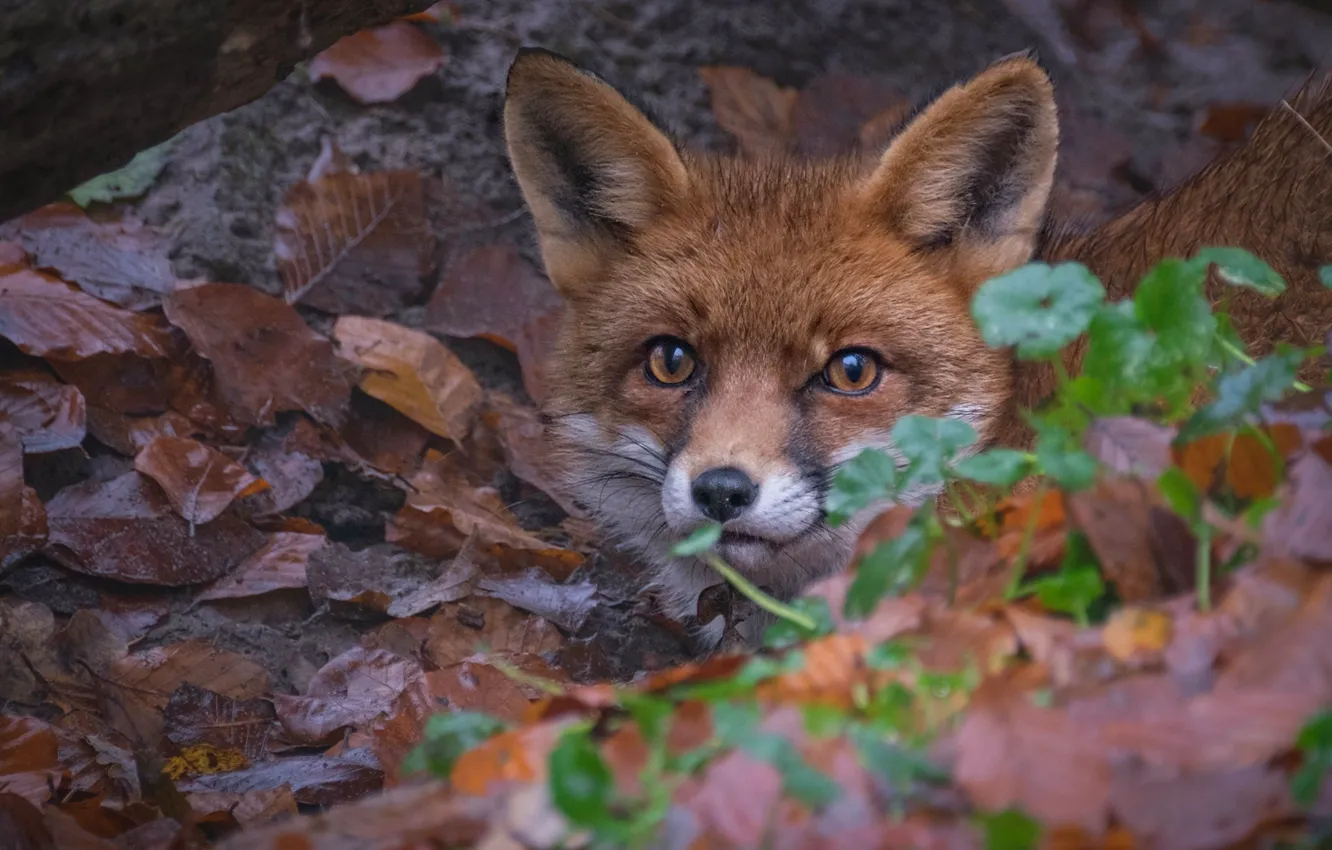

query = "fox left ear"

[859,55,1059,284]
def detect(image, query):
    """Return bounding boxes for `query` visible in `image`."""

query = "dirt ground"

[7,0,1332,695]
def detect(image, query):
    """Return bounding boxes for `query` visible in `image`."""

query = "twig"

[1280,99,1332,157]
[701,553,817,632]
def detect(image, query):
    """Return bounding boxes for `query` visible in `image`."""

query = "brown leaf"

[164,683,276,763]
[1174,425,1302,500]
[164,283,352,427]
[1084,417,1172,477]
[1101,607,1173,665]
[0,600,61,707]
[178,751,383,807]
[389,449,581,575]
[687,748,784,846]
[309,22,446,105]
[385,535,480,618]
[698,67,797,156]
[187,785,297,828]
[333,317,481,443]
[1067,477,1164,602]
[84,409,195,457]
[0,427,47,570]
[427,661,532,722]
[1199,103,1271,143]
[307,542,452,617]
[197,531,325,601]
[44,471,266,585]
[338,392,431,476]
[486,393,584,518]
[15,204,177,310]
[0,269,173,360]
[243,419,326,516]
[0,240,26,272]
[791,72,906,157]
[514,307,564,405]
[273,647,425,745]
[1262,450,1332,564]
[478,571,597,633]
[425,596,564,668]
[0,717,60,807]
[133,435,265,525]
[0,369,86,453]
[276,168,435,315]
[0,793,53,850]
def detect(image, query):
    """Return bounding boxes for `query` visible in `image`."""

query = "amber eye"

[823,349,881,394]
[645,338,697,386]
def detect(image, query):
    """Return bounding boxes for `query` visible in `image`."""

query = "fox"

[501,47,1332,644]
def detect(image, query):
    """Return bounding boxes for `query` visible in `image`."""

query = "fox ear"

[860,55,1058,283]
[504,49,688,296]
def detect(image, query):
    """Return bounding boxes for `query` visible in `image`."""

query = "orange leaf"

[134,435,266,525]
[0,268,173,360]
[698,67,797,157]
[309,22,446,105]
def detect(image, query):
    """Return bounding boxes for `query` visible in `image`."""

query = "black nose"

[691,467,758,523]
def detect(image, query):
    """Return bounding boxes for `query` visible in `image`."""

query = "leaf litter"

[1,28,1331,850]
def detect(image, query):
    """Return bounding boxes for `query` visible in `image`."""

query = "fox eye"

[823,349,881,395]
[645,337,697,386]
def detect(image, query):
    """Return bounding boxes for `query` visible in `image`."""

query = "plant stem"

[1004,481,1049,599]
[702,553,818,632]
[1195,521,1214,612]
[1218,336,1312,392]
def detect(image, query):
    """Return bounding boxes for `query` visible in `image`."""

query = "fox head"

[503,48,1058,633]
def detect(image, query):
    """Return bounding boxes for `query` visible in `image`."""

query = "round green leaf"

[970,262,1105,360]
[1194,246,1286,297]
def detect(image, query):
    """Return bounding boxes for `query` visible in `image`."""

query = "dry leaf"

[276,168,434,315]
[242,418,326,516]
[198,531,325,601]
[273,648,425,745]
[1102,608,1173,664]
[164,683,276,764]
[791,72,905,157]
[0,369,86,453]
[133,435,266,525]
[309,22,446,105]
[0,268,173,360]
[385,535,480,618]
[15,204,177,310]
[1067,477,1163,602]
[178,751,383,807]
[425,596,565,668]
[427,662,532,722]
[486,393,584,517]
[333,316,481,443]
[164,282,353,427]
[478,571,597,633]
[0,717,60,807]
[698,66,797,156]
[0,427,46,569]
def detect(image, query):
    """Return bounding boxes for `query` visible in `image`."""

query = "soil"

[5,0,1331,694]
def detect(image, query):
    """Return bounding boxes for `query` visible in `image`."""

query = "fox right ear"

[504,49,688,297]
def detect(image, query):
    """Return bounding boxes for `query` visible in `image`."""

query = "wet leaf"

[164,282,352,427]
[197,532,325,601]
[16,204,176,310]
[385,537,480,618]
[698,67,797,156]
[0,370,86,453]
[276,166,434,315]
[1066,478,1164,602]
[273,647,425,745]
[164,683,275,764]
[0,268,173,360]
[0,428,47,569]
[243,418,326,516]
[44,471,266,585]
[133,435,265,525]
[178,751,383,807]
[425,596,564,668]
[333,317,481,443]
[0,717,60,806]
[486,393,584,517]
[67,140,172,207]
[478,571,598,633]
[309,22,446,105]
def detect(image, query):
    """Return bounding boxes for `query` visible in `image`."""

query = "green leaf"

[1019,562,1105,625]
[1032,421,1098,491]
[848,724,948,789]
[970,262,1105,360]
[763,597,834,649]
[400,711,507,778]
[865,681,917,731]
[845,515,933,618]
[865,640,912,671]
[953,448,1033,487]
[1292,710,1332,806]
[671,523,721,557]
[1080,302,1153,411]
[713,702,841,808]
[981,808,1042,850]
[1320,266,1332,289]
[1194,246,1286,296]
[549,725,615,827]
[1157,467,1200,522]
[1134,258,1217,368]
[1178,345,1307,440]
[827,448,899,525]
[803,703,849,738]
[68,140,173,207]
[890,415,978,491]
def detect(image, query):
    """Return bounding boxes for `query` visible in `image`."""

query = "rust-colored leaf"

[133,435,265,525]
[1174,425,1302,500]
[273,648,426,745]
[1199,102,1270,143]
[178,752,383,807]
[698,66,798,156]
[164,282,353,427]
[0,369,86,453]
[198,531,325,602]
[164,683,276,763]
[1102,607,1173,664]
[309,22,446,105]
[449,722,561,797]
[485,393,584,517]
[15,204,177,310]
[333,317,481,443]
[425,596,564,668]
[276,167,434,315]
[43,471,266,585]
[0,717,60,807]
[0,269,173,360]
[427,662,532,722]
[1066,477,1163,602]
[338,392,431,476]
[791,72,906,157]
[0,427,46,570]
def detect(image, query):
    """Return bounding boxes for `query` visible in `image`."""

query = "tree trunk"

[0,0,437,223]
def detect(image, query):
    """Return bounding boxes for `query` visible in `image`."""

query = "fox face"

[503,49,1059,635]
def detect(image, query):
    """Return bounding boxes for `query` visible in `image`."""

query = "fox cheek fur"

[503,47,1060,640]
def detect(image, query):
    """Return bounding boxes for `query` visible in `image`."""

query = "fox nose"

[691,467,758,523]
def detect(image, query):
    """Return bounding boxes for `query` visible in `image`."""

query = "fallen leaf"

[133,435,265,525]
[1102,608,1173,664]
[698,66,797,156]
[427,662,532,722]
[1199,103,1270,143]
[686,748,785,847]
[163,283,352,427]
[307,542,453,617]
[478,571,597,633]
[164,683,276,763]
[243,418,326,516]
[385,535,480,618]
[0,717,60,806]
[198,532,325,601]
[84,409,195,457]
[425,596,564,668]
[1066,477,1164,602]
[309,22,446,105]
[450,721,561,797]
[0,269,173,360]
[0,793,54,850]
[333,316,481,443]
[276,167,435,315]
[43,472,266,585]
[1262,450,1332,564]
[15,205,177,310]
[0,427,47,570]
[67,140,173,208]
[1174,425,1302,500]
[338,391,431,476]
[1085,417,1173,477]
[0,600,61,707]
[178,751,383,807]
[514,307,564,405]
[791,72,906,157]
[485,394,584,517]
[0,370,86,453]
[273,647,425,745]
[0,241,26,272]
[187,785,297,828]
